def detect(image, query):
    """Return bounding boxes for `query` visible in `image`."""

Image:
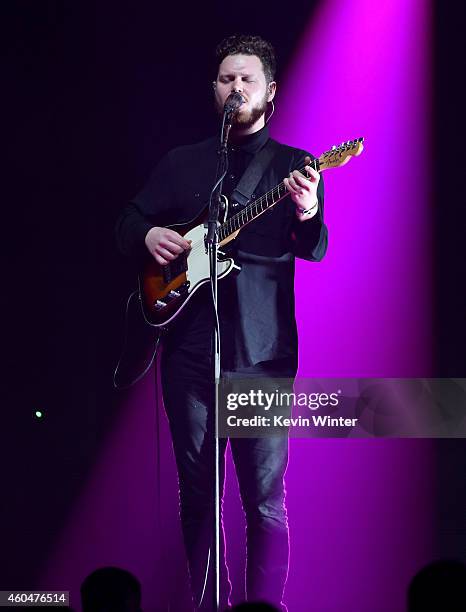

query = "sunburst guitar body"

[139,206,240,327]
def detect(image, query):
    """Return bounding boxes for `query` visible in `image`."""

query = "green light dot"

[35,411,43,418]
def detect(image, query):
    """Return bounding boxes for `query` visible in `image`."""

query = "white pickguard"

[155,222,239,326]
[184,223,234,282]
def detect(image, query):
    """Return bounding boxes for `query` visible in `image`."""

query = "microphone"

[223,92,245,115]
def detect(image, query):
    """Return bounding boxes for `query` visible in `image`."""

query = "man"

[116,35,328,611]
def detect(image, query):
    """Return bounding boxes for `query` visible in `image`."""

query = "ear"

[212,81,217,90]
[267,81,277,102]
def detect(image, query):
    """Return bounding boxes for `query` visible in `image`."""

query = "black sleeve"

[115,152,174,260]
[290,152,328,262]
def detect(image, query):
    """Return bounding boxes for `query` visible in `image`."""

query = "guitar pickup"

[168,290,181,298]
[154,300,167,310]
[162,253,188,283]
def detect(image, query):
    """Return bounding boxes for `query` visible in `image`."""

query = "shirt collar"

[229,124,270,154]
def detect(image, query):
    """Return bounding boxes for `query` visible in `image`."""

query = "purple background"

[4,0,465,610]
[39,1,436,610]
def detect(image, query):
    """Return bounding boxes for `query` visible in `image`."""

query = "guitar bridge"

[152,282,190,311]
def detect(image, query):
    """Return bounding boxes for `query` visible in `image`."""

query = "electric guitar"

[139,137,364,327]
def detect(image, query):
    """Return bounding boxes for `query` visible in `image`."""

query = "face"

[214,54,276,131]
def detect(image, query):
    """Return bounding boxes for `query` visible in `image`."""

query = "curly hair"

[215,34,277,84]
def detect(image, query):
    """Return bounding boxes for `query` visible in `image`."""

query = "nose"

[231,78,243,93]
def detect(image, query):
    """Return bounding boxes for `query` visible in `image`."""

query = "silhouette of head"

[408,559,466,611]
[81,566,142,612]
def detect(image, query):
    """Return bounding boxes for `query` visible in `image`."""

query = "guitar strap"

[114,138,280,390]
[230,138,279,208]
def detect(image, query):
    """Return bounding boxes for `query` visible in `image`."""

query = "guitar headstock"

[318,137,364,170]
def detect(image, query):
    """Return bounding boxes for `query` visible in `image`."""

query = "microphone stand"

[205,106,235,612]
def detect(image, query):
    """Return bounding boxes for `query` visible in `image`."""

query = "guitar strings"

[219,138,360,236]
[179,162,318,258]
[220,160,319,238]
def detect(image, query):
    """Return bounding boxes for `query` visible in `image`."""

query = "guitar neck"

[217,136,364,243]
[218,158,320,243]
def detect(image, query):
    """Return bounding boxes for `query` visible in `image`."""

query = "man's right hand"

[145,227,192,266]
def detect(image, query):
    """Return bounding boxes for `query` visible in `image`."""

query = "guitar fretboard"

[218,158,320,243]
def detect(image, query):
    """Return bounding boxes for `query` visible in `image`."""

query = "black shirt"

[115,125,328,376]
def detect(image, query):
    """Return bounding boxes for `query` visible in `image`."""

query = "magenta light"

[262,0,435,610]
[40,374,191,611]
[272,0,433,378]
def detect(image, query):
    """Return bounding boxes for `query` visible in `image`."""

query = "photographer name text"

[226,415,358,428]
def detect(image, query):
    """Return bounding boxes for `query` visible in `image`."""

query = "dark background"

[1,0,465,593]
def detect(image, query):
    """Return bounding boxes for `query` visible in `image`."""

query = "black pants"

[161,353,294,611]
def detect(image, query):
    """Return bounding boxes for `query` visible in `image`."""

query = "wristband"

[297,205,316,216]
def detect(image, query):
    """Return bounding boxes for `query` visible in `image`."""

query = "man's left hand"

[284,156,320,222]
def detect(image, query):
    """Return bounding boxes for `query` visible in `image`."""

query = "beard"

[215,90,269,131]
